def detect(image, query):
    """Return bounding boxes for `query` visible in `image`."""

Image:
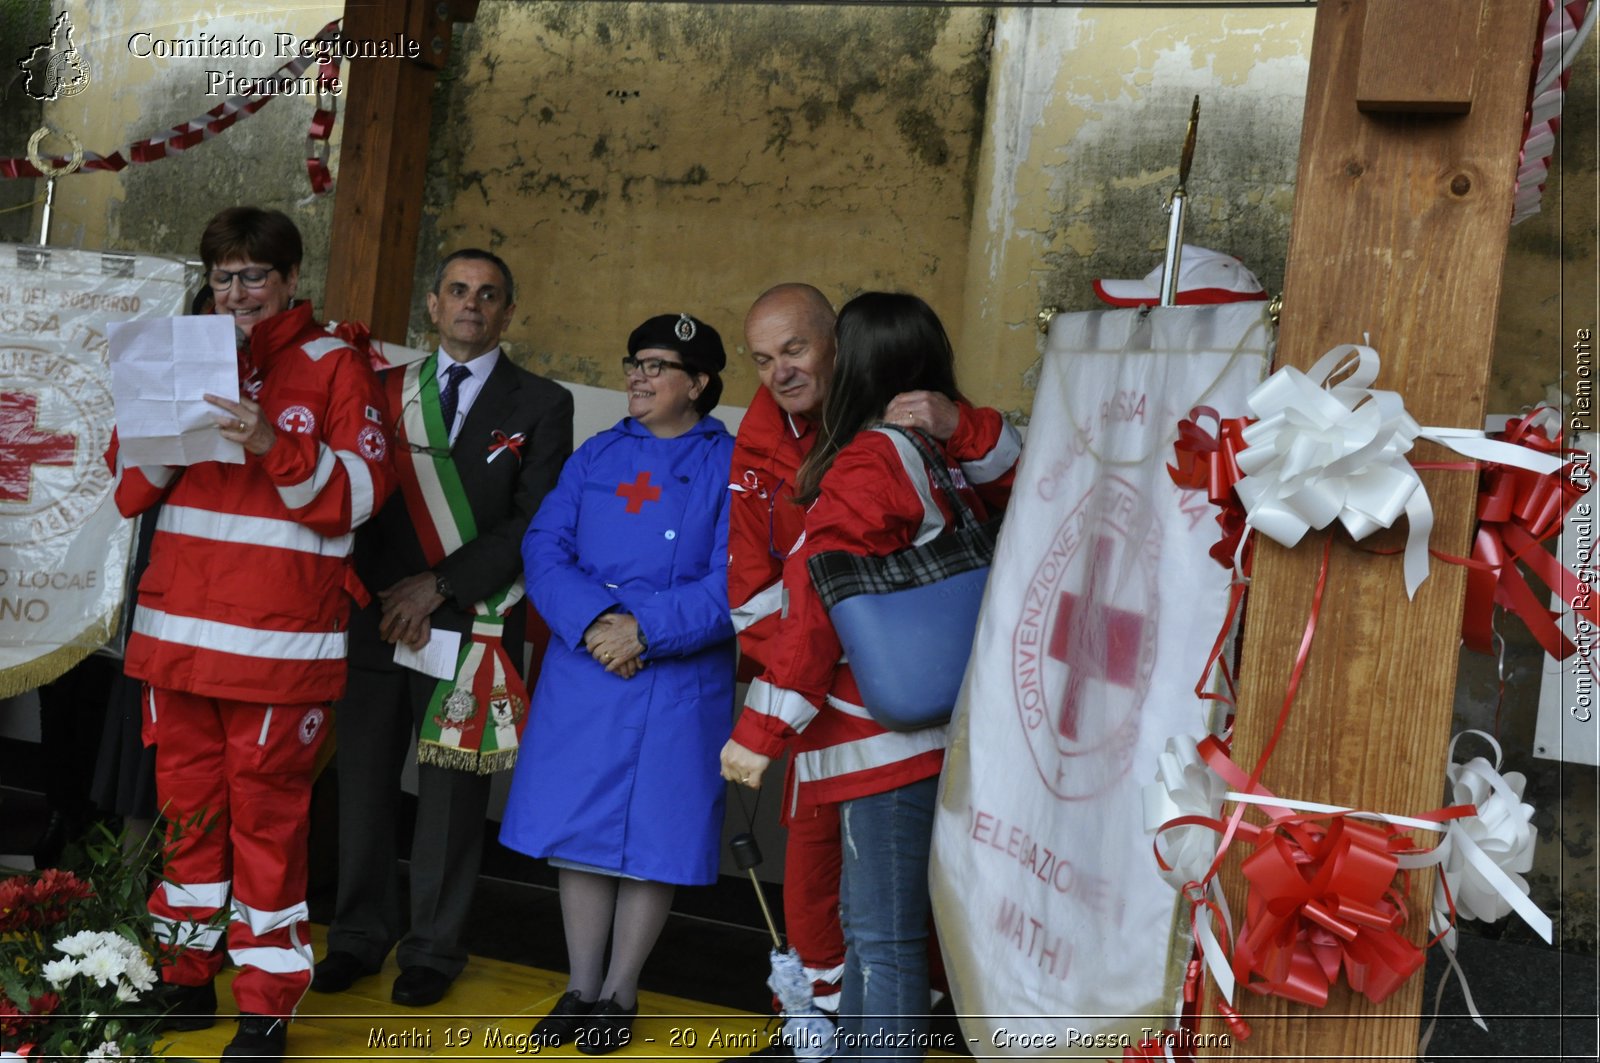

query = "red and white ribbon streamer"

[1,19,343,197]
[1514,1,1594,225]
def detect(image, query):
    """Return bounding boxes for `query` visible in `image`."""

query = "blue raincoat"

[499,415,736,885]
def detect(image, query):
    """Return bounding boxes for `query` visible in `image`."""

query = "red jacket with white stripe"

[111,302,395,705]
[729,405,1020,807]
[728,386,816,675]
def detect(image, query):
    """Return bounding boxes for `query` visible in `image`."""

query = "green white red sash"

[388,355,528,774]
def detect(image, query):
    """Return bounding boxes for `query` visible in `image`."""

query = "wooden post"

[1202,0,1542,1058]
[321,0,479,341]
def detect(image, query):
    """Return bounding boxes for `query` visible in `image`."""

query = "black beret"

[627,313,726,375]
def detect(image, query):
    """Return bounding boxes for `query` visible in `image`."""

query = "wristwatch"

[434,571,454,603]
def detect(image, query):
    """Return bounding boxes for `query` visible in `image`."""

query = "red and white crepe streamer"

[1,19,343,196]
[1514,1,1594,225]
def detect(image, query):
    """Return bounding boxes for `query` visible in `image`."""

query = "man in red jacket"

[726,283,846,1060]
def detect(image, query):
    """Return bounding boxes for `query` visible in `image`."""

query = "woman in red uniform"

[111,207,393,1062]
[721,291,1019,1059]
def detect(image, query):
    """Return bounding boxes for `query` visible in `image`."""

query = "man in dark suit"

[312,248,573,1007]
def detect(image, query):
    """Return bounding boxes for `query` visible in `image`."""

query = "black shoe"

[532,990,597,1047]
[311,950,380,994]
[150,978,217,1032]
[390,965,453,1007]
[577,996,637,1056]
[221,1013,287,1060]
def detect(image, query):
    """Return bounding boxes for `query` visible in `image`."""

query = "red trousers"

[144,687,327,1017]
[784,802,846,1009]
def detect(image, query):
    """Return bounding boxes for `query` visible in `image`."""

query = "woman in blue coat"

[501,313,736,1054]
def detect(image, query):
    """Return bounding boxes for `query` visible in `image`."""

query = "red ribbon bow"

[1232,815,1423,1008]
[487,430,526,462]
[1168,406,1255,569]
[1461,414,1593,659]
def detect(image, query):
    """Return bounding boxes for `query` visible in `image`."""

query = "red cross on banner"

[1049,535,1146,741]
[0,392,76,503]
[615,470,662,514]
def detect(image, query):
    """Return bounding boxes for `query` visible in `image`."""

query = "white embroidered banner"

[0,245,187,695]
[930,303,1270,1055]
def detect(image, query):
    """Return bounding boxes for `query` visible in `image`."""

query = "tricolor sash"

[389,355,528,774]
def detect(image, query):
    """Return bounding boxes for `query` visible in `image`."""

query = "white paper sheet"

[108,316,243,466]
[394,627,462,680]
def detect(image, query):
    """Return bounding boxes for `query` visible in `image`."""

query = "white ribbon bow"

[1232,344,1563,597]
[1415,730,1548,943]
[1399,730,1550,1035]
[1142,734,1229,891]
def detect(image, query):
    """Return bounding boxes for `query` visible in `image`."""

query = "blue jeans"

[836,777,938,1061]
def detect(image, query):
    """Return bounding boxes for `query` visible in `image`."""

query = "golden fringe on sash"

[0,611,120,699]
[476,747,519,776]
[416,743,484,773]
[415,741,521,776]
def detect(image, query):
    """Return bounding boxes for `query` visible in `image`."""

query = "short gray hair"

[431,248,515,304]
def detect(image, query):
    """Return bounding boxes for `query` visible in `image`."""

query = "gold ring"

[237,419,247,431]
[742,775,752,784]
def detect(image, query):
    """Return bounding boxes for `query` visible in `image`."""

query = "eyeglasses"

[394,389,451,459]
[208,266,280,291]
[621,355,691,378]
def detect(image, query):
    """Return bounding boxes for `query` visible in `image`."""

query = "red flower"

[22,869,92,929]
[24,993,59,1017]
[0,877,28,933]
[0,996,34,1039]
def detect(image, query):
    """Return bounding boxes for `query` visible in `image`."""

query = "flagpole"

[1160,96,1201,307]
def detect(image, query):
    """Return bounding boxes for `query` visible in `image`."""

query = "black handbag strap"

[873,422,985,534]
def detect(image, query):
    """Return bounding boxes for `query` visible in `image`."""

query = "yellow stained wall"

[30,1,344,292]
[27,2,1584,424]
[422,1,993,404]
[959,6,1315,422]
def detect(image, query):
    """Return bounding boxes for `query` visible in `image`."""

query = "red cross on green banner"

[616,470,662,514]
[0,392,76,503]
[1048,536,1145,741]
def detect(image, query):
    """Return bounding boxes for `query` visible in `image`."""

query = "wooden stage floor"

[162,924,780,1062]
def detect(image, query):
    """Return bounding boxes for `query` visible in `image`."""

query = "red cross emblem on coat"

[1048,536,1146,741]
[0,392,75,503]
[616,470,662,514]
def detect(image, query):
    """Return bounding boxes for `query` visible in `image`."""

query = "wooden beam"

[1203,0,1541,1058]
[322,0,473,341]
[1357,0,1480,113]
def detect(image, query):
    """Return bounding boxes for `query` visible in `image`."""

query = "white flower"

[54,929,100,956]
[84,1040,123,1059]
[41,956,80,987]
[79,945,128,987]
[123,954,157,992]
[115,980,140,1003]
